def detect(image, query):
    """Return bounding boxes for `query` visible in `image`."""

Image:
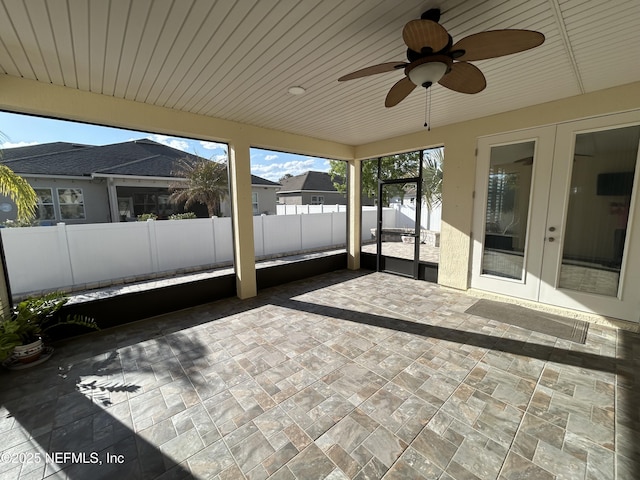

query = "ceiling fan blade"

[438,62,486,94]
[338,62,407,81]
[402,19,449,54]
[385,77,417,107]
[452,30,544,61]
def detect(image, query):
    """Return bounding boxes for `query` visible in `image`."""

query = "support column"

[347,159,362,270]
[106,178,120,222]
[228,138,257,299]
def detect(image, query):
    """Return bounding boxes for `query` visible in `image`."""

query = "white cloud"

[212,154,227,162]
[264,154,278,161]
[199,141,228,151]
[1,141,39,149]
[147,134,189,152]
[251,159,316,181]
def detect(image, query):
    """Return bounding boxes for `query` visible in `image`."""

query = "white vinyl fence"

[2,206,415,296]
[277,204,348,215]
[2,209,386,296]
[2,218,234,296]
[393,203,442,232]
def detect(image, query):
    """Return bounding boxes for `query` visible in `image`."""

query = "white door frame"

[471,111,640,322]
[538,112,640,321]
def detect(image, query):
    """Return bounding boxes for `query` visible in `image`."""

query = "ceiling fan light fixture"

[407,60,449,88]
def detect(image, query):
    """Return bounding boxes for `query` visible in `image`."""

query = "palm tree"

[422,147,443,211]
[169,158,229,217]
[0,133,38,222]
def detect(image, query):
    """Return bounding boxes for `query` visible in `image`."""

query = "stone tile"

[265,466,295,480]
[325,332,375,360]
[362,425,407,468]
[262,442,299,475]
[449,424,509,480]
[440,384,486,427]
[499,451,554,480]
[471,390,523,447]
[159,427,204,469]
[253,406,293,439]
[354,345,413,380]
[187,439,235,479]
[411,427,458,471]
[322,363,386,406]
[393,447,443,478]
[137,417,177,446]
[230,430,275,474]
[566,412,614,450]
[445,460,483,480]
[0,270,630,480]
[352,456,387,480]
[517,413,565,450]
[283,423,313,452]
[563,432,614,480]
[326,444,360,477]
[532,439,587,480]
[286,444,335,480]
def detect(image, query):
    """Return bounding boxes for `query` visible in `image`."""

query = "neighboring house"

[278,171,357,206]
[0,139,280,224]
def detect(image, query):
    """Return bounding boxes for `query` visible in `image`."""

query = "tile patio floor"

[1,270,638,479]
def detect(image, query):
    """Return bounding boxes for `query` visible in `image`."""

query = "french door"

[471,111,640,321]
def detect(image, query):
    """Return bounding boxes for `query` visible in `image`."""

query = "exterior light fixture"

[287,86,306,95]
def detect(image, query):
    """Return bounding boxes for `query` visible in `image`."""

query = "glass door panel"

[481,141,535,280]
[557,126,640,296]
[471,126,555,300]
[377,181,420,278]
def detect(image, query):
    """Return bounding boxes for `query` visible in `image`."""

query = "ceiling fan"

[338,8,545,108]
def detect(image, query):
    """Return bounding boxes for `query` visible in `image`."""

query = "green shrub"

[0,292,98,361]
[169,212,197,220]
[1,218,38,228]
[137,213,157,221]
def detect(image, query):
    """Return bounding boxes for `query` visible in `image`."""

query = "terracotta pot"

[12,339,44,364]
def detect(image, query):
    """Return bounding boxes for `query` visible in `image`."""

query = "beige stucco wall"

[1,75,639,296]
[355,81,640,290]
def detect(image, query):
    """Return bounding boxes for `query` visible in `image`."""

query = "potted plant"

[0,292,98,364]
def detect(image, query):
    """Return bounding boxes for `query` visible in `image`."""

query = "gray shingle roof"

[278,171,343,192]
[0,142,91,160]
[0,139,280,186]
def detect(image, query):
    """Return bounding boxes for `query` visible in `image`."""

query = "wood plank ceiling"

[0,0,638,146]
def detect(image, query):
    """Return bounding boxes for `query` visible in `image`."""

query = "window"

[57,188,85,219]
[252,192,259,215]
[34,188,55,220]
[133,193,157,216]
[311,195,324,205]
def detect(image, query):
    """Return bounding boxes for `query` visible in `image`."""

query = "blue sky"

[0,111,332,182]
